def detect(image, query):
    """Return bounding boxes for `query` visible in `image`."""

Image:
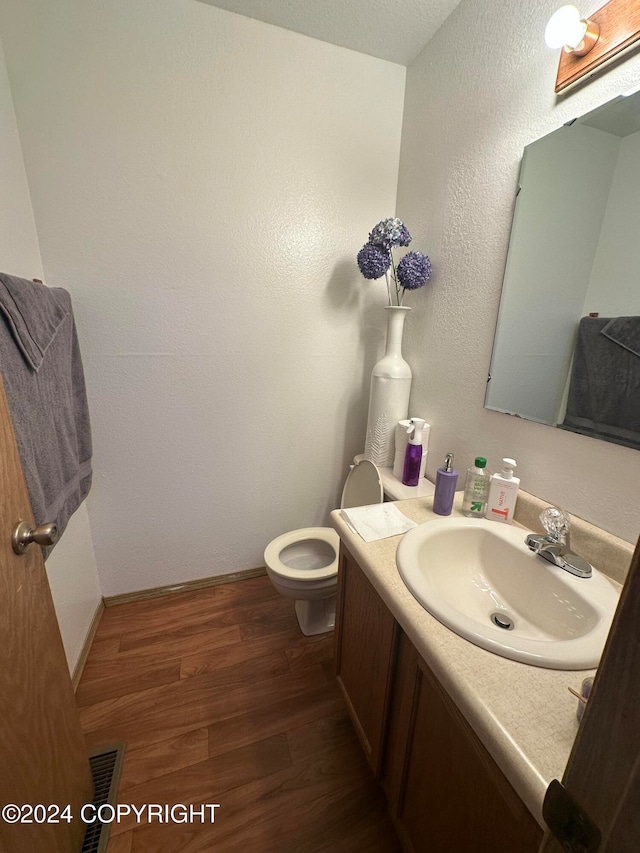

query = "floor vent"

[81,743,126,853]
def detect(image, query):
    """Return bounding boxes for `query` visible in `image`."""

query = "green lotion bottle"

[462,456,490,518]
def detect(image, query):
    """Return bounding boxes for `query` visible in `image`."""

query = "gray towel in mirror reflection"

[601,316,640,358]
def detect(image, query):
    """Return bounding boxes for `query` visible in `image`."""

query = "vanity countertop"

[330,492,627,829]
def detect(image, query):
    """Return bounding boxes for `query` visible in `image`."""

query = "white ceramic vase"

[364,306,412,467]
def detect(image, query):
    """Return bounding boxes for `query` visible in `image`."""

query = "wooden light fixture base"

[555,0,640,93]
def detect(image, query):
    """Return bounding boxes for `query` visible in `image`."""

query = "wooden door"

[0,375,93,852]
[541,531,640,852]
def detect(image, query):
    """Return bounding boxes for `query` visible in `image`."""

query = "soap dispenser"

[402,419,426,487]
[433,452,458,516]
[486,458,520,524]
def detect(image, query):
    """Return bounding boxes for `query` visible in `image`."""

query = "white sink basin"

[396,517,619,669]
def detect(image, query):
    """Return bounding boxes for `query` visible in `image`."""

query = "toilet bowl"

[263,459,383,636]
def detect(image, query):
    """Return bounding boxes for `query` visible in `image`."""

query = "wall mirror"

[485,87,640,451]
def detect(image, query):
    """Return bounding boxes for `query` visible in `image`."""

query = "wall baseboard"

[72,599,105,691]
[103,566,268,608]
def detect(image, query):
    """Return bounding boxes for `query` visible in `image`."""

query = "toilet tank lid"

[340,459,383,509]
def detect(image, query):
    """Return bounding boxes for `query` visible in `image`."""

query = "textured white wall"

[398,0,640,544]
[0,0,405,595]
[0,36,101,670]
[0,40,42,277]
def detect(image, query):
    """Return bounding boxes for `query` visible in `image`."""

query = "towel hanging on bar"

[560,315,640,450]
[0,271,92,557]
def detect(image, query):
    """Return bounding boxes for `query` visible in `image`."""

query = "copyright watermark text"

[1,803,220,825]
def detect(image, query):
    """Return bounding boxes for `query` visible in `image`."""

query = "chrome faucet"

[525,506,593,579]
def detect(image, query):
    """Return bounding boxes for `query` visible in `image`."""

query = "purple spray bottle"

[402,418,426,487]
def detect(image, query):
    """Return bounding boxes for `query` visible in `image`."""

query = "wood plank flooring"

[78,575,401,852]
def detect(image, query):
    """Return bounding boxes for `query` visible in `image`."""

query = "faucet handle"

[540,506,571,546]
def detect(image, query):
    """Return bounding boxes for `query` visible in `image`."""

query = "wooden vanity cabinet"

[335,546,543,853]
[384,631,543,852]
[334,545,398,776]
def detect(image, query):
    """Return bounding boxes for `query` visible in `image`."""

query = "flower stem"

[384,269,392,306]
[390,253,401,305]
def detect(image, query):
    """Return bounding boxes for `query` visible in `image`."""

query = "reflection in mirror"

[485,88,640,450]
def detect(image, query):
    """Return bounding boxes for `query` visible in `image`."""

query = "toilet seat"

[265,458,383,581]
[263,458,383,635]
[263,527,340,582]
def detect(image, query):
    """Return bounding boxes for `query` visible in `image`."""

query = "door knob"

[12,520,59,554]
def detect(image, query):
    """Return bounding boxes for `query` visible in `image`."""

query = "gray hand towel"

[601,316,640,358]
[560,316,640,450]
[0,272,92,557]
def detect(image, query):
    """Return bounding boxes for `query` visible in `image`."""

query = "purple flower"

[368,218,412,249]
[357,243,390,280]
[356,217,432,305]
[397,252,432,291]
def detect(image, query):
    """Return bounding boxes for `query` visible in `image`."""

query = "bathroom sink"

[396,517,619,669]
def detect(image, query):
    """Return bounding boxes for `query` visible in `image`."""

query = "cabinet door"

[334,546,397,776]
[381,628,420,811]
[396,649,542,853]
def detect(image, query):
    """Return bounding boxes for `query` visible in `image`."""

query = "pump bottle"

[402,418,426,487]
[486,458,520,524]
[433,452,458,516]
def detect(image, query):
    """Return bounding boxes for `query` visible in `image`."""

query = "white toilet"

[263,458,383,636]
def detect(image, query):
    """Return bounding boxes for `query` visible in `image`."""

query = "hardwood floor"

[78,575,401,852]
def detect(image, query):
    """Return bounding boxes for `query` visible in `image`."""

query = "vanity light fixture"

[546,0,640,93]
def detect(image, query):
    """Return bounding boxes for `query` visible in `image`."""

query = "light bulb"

[545,5,599,56]
[545,5,587,50]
